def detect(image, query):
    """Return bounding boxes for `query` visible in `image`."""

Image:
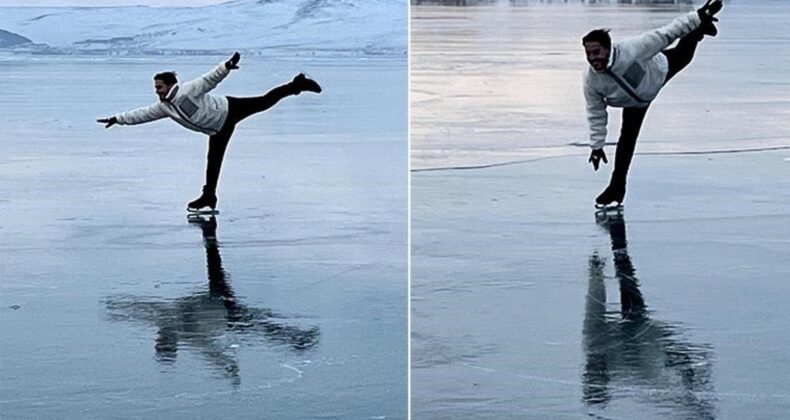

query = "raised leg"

[662,30,703,84]
[225,74,322,125]
[226,84,298,124]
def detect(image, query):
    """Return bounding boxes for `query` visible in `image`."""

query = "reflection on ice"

[584,213,714,418]
[105,216,320,387]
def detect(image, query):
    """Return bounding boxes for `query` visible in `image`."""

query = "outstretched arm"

[183,52,240,95]
[622,11,701,60]
[584,77,608,151]
[98,102,167,128]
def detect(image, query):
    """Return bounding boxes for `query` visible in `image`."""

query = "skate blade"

[187,208,219,216]
[594,203,623,213]
[187,213,216,224]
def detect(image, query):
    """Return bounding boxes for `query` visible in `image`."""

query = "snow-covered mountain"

[0,0,406,57]
[0,28,33,48]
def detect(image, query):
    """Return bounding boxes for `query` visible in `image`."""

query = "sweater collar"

[163,84,179,102]
[607,45,617,70]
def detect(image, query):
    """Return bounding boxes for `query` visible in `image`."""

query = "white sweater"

[583,11,702,149]
[114,61,231,136]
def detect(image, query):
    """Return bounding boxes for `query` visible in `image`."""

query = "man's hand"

[97,117,117,129]
[225,52,241,70]
[588,148,608,171]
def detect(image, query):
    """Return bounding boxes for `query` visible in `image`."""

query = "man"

[98,52,322,212]
[583,0,723,208]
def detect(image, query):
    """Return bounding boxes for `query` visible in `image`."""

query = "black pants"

[203,82,298,193]
[609,29,703,190]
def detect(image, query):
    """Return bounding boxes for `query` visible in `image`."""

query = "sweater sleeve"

[621,11,701,60]
[182,61,231,95]
[115,102,167,125]
[583,74,608,149]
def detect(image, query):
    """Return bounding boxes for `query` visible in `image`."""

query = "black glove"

[697,0,722,22]
[588,148,608,171]
[97,117,117,128]
[225,52,241,70]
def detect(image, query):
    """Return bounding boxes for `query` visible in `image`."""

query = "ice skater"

[97,52,322,212]
[583,0,723,209]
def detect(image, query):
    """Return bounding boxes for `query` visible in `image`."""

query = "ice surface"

[412,152,790,419]
[411,0,790,170]
[0,0,406,57]
[0,52,407,419]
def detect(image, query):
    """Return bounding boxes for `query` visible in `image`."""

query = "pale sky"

[0,0,228,7]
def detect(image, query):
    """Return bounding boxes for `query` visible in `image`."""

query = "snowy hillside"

[0,28,33,48]
[0,0,406,57]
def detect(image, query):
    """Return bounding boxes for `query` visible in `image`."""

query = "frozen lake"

[0,55,407,419]
[411,1,790,419]
[412,152,790,419]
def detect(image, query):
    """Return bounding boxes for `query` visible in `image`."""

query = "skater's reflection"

[583,213,714,418]
[106,216,320,387]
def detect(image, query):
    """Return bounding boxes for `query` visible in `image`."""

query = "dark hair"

[582,29,611,50]
[153,71,178,85]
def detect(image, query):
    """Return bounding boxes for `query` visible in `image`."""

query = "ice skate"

[698,0,723,37]
[594,184,625,214]
[292,73,322,94]
[187,188,219,215]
